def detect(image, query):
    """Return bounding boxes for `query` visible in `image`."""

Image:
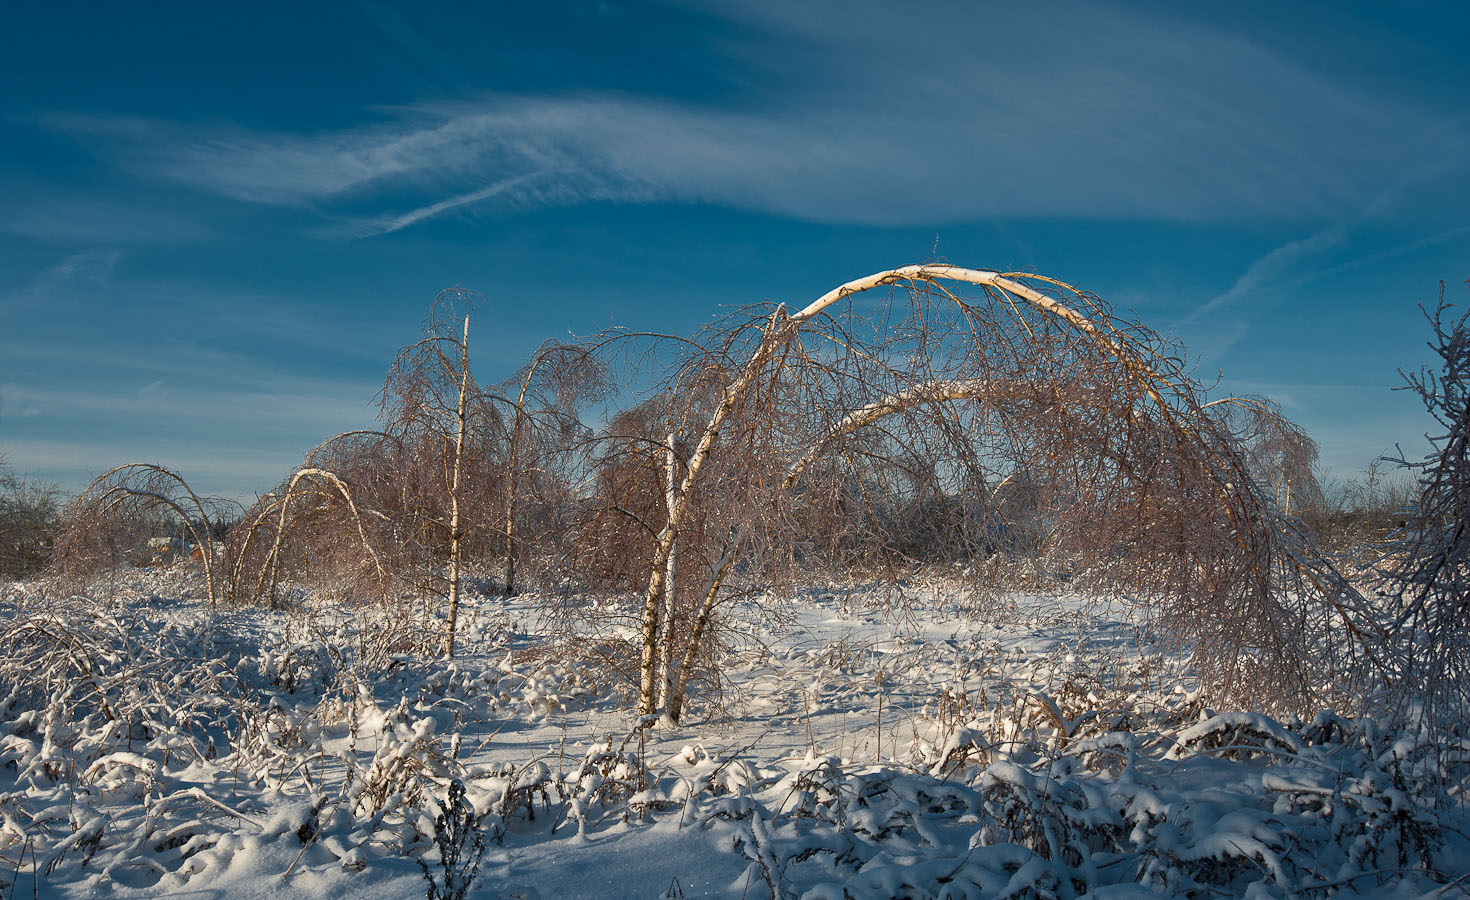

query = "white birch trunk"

[637,307,788,714]
[444,315,470,659]
[667,528,744,723]
[654,433,679,712]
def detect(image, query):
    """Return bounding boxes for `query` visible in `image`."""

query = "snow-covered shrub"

[1166,711,1306,761]
[345,712,455,817]
[418,779,488,900]
[559,734,650,829]
[786,712,1458,899]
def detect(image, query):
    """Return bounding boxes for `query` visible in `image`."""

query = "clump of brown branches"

[225,431,409,610]
[1382,282,1470,727]
[489,339,608,595]
[0,456,60,580]
[225,292,606,662]
[565,265,1368,720]
[228,291,502,653]
[50,463,236,605]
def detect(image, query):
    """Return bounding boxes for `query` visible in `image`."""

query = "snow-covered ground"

[2,570,1465,899]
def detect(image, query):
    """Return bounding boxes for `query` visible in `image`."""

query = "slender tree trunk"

[655,433,679,713]
[444,316,470,659]
[637,308,789,714]
[503,368,535,596]
[667,530,743,723]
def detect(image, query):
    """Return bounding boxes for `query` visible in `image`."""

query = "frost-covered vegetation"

[0,572,1465,899]
[5,270,1469,897]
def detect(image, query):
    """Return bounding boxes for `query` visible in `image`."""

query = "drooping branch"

[783,378,999,490]
[259,467,390,607]
[55,463,225,606]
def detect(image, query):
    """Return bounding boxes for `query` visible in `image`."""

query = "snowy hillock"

[1,571,1465,899]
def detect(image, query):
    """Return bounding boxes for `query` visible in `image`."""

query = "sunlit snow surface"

[2,569,1464,899]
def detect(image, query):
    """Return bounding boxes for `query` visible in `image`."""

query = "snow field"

[1,570,1465,899]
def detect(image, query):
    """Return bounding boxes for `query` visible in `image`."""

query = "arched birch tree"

[596,265,1366,721]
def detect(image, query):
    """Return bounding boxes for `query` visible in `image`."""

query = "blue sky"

[2,0,1467,500]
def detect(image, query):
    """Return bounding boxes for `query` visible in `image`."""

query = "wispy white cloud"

[1275,226,1470,292]
[347,171,549,236]
[0,379,376,431]
[42,1,1467,233]
[1181,226,1349,329]
[0,364,381,501]
[0,436,300,502]
[1172,103,1470,362]
[31,248,123,291]
[1175,221,1468,366]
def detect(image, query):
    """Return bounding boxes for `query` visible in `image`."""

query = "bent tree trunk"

[636,264,1363,721]
[637,308,789,714]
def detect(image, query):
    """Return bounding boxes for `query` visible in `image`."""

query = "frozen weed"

[418,780,487,900]
[0,575,1461,898]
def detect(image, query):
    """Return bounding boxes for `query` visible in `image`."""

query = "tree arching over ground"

[88,265,1386,725]
[51,463,236,606]
[583,265,1370,721]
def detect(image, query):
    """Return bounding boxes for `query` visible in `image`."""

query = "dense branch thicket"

[566,266,1364,719]
[0,457,59,579]
[1384,282,1470,726]
[226,435,410,607]
[227,292,505,651]
[221,292,605,659]
[44,266,1402,723]
[50,463,236,605]
[1298,459,1416,556]
[490,339,607,594]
